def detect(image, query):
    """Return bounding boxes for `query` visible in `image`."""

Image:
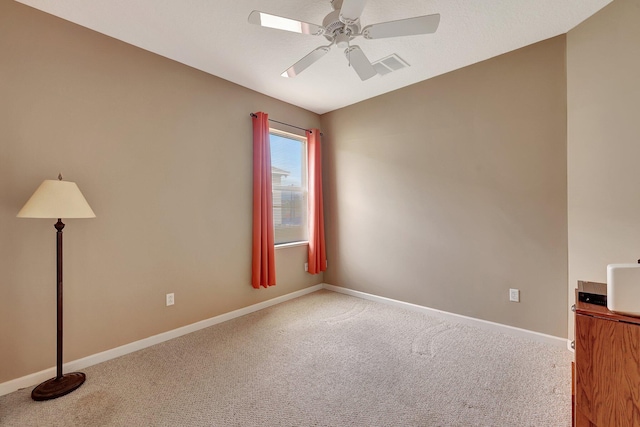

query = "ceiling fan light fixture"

[335,32,350,48]
[249,0,440,80]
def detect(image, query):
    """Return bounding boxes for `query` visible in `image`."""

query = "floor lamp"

[17,174,95,401]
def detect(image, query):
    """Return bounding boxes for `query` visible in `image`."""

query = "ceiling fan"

[248,0,440,81]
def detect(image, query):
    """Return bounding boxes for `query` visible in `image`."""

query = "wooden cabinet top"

[576,287,640,326]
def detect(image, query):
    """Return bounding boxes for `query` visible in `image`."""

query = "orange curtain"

[307,129,326,274]
[252,112,276,288]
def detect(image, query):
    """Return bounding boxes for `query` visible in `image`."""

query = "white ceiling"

[16,0,611,114]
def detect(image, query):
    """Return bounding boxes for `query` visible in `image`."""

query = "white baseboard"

[0,284,323,397]
[2,282,569,397]
[322,284,569,349]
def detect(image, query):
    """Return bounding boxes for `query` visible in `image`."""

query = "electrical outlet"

[509,288,520,303]
[166,293,175,306]
[304,263,308,272]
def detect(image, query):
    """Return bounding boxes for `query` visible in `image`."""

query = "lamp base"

[31,372,86,401]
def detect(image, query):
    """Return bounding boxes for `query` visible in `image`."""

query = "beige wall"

[7,0,625,385]
[567,0,640,338]
[0,0,322,384]
[321,37,568,338]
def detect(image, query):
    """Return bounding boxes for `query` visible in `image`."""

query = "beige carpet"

[0,290,572,426]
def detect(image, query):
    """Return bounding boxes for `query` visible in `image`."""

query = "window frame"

[269,128,309,247]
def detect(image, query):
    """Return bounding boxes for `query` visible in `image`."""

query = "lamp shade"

[17,179,96,219]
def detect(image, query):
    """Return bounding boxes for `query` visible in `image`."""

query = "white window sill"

[275,241,309,250]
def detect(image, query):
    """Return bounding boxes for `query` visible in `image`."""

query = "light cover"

[17,179,96,219]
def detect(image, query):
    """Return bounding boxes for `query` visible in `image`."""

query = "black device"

[577,281,607,306]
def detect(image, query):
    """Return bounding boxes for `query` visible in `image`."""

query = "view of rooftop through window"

[270,133,302,186]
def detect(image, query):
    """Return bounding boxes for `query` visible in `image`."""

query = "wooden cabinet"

[574,292,640,426]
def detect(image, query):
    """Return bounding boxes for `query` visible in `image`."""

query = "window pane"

[270,131,307,244]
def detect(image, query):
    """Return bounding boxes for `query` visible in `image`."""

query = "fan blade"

[339,0,367,24]
[282,46,331,78]
[345,46,376,81]
[248,10,324,36]
[363,14,440,39]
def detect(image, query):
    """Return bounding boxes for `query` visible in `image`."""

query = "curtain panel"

[306,129,327,275]
[252,112,276,288]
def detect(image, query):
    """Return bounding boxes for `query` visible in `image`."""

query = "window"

[270,129,308,245]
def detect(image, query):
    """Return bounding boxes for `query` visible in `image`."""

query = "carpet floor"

[0,289,572,426]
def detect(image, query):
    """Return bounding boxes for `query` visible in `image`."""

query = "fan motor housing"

[322,9,360,43]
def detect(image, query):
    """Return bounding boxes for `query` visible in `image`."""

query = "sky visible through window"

[270,133,303,187]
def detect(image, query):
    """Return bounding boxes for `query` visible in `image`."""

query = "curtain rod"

[250,113,323,136]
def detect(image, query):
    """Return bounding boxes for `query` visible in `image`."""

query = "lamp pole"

[30,218,86,401]
[55,219,64,380]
